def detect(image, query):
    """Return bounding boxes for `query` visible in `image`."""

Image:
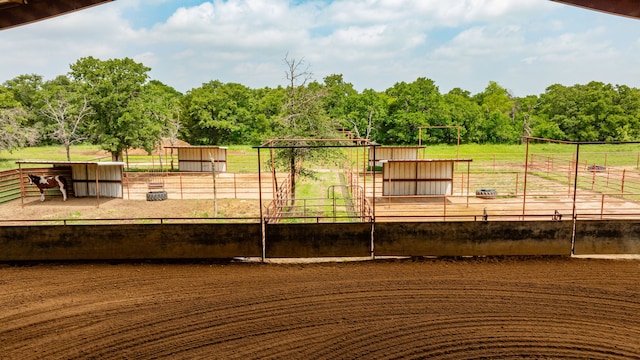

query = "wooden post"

[19,164,24,208]
[95,165,100,208]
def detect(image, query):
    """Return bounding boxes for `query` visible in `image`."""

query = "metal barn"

[166,146,228,172]
[17,161,125,206]
[369,146,424,167]
[68,162,124,198]
[382,159,472,196]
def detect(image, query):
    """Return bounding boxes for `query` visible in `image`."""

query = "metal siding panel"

[70,164,87,197]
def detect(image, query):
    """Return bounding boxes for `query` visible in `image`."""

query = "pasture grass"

[3,142,640,173]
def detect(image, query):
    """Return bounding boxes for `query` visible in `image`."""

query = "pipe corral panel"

[0,223,262,261]
[574,220,640,255]
[265,223,372,258]
[374,221,573,256]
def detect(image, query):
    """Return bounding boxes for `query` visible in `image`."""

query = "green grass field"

[2,142,640,173]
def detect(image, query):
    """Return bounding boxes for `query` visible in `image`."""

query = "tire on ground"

[146,191,168,201]
[476,189,497,199]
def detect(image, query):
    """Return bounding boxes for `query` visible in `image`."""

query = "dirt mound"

[126,138,191,156]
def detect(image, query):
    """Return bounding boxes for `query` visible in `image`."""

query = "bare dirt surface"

[0,197,260,222]
[1,257,639,359]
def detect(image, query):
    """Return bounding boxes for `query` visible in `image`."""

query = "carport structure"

[17,160,125,207]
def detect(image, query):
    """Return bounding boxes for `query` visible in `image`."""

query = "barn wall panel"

[574,220,640,254]
[383,160,455,196]
[265,223,371,258]
[177,147,227,172]
[71,164,122,198]
[369,147,421,167]
[375,221,572,256]
[0,224,262,261]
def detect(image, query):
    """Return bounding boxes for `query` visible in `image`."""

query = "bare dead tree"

[164,113,182,171]
[276,54,335,207]
[348,110,374,140]
[41,96,92,161]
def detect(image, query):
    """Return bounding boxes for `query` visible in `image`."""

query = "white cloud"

[0,0,639,97]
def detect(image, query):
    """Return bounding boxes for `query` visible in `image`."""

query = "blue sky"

[1,0,639,97]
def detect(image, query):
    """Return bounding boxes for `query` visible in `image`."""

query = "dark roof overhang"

[0,0,114,30]
[551,0,640,20]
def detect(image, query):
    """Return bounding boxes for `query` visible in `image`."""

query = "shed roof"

[382,159,473,163]
[16,160,125,166]
[164,146,228,149]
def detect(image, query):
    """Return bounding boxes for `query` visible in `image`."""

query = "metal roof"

[551,0,640,20]
[16,160,125,166]
[0,0,114,30]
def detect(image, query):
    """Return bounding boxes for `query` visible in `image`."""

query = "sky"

[1,0,640,97]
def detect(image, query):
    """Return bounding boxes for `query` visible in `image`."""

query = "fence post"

[443,195,447,221]
[125,172,130,200]
[180,172,183,200]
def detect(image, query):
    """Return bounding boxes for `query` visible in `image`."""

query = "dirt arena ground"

[1,257,639,359]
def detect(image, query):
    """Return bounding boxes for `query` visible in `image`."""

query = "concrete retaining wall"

[374,221,573,256]
[574,220,640,255]
[0,224,262,261]
[4,219,640,261]
[265,223,372,258]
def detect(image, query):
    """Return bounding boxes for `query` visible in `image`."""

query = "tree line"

[2,56,640,161]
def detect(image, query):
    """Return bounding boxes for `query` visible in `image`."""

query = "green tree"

[442,88,483,144]
[182,80,254,145]
[344,89,389,142]
[381,78,443,144]
[322,74,357,130]
[3,74,43,113]
[474,81,519,143]
[68,56,152,161]
[533,82,637,142]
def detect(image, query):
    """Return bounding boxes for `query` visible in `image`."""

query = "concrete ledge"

[0,224,262,261]
[574,220,640,255]
[374,221,573,257]
[266,223,372,258]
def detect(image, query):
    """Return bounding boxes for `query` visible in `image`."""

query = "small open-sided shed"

[382,159,472,196]
[369,146,424,167]
[165,146,228,172]
[17,161,125,206]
